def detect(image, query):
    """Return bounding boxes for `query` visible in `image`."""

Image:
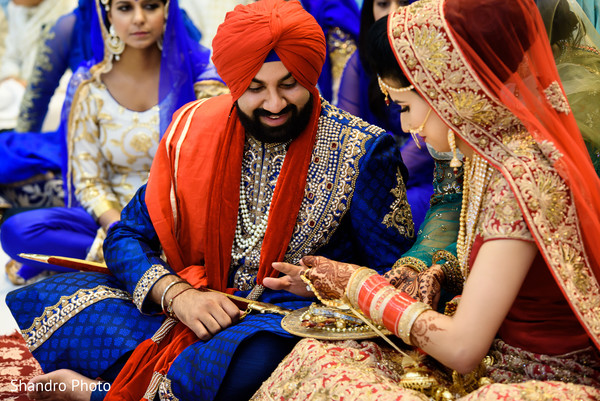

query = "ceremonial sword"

[18,253,292,316]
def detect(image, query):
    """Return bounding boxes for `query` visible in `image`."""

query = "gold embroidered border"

[286,101,382,262]
[22,285,131,352]
[151,317,178,344]
[143,371,163,401]
[158,376,180,401]
[15,23,55,132]
[133,264,172,312]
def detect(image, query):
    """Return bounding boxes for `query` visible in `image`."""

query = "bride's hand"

[301,255,363,300]
[385,264,444,308]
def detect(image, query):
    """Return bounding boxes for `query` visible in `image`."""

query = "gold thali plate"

[281,306,393,340]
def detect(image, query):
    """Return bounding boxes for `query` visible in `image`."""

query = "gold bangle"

[392,257,427,273]
[345,267,377,308]
[397,301,432,345]
[433,250,464,294]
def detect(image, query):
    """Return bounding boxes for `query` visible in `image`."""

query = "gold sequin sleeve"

[70,87,121,221]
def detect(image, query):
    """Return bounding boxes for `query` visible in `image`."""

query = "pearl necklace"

[456,154,493,279]
[232,178,270,260]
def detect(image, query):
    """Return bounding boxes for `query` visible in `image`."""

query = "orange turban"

[212,0,326,101]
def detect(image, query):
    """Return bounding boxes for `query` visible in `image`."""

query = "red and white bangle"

[345,267,377,308]
[396,301,431,345]
[353,272,432,345]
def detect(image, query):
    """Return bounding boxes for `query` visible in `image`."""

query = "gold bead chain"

[456,154,493,280]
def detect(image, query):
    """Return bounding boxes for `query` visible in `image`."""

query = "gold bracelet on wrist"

[392,256,427,273]
[397,301,432,345]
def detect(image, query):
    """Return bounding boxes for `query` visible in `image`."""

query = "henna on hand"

[303,255,361,300]
[385,265,418,291]
[384,265,444,308]
[416,265,444,308]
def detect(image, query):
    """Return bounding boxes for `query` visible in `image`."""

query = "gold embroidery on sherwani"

[133,264,172,312]
[143,369,180,401]
[382,168,414,238]
[544,81,571,114]
[389,0,600,344]
[21,286,132,352]
[285,102,384,262]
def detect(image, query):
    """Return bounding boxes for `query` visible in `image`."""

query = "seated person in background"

[6,0,416,400]
[0,0,76,131]
[255,1,600,399]
[537,0,600,175]
[1,0,225,284]
[15,0,209,134]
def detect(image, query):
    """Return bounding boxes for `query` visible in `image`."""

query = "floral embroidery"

[544,81,571,114]
[0,332,43,400]
[327,27,357,104]
[382,168,414,238]
[252,338,600,400]
[479,170,532,241]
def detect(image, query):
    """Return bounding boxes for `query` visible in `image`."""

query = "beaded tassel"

[447,129,463,173]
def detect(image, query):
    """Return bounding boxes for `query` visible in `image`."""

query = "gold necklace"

[456,154,493,279]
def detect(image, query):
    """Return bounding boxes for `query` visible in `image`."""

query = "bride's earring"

[447,129,463,173]
[107,25,125,61]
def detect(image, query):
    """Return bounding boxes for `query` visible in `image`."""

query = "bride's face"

[383,77,452,152]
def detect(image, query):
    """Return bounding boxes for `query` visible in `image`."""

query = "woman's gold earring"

[447,129,463,173]
[107,25,125,61]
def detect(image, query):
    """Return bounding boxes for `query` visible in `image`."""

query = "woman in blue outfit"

[14,0,204,133]
[0,0,225,283]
